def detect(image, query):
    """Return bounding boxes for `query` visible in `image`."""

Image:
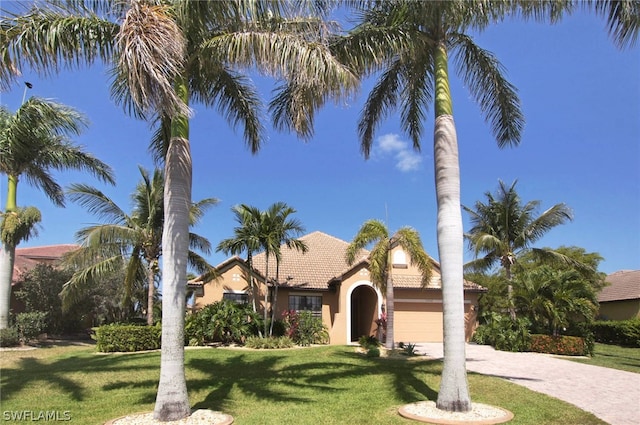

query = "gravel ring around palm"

[104,410,233,425]
[399,401,514,424]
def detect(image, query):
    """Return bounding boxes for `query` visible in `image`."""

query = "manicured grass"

[0,342,606,425]
[565,343,640,373]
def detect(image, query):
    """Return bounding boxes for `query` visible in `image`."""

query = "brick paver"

[415,343,640,425]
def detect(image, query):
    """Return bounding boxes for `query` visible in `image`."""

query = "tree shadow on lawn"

[0,351,159,403]
[188,348,439,413]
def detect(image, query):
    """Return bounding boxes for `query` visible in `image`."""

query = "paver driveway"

[415,343,640,425]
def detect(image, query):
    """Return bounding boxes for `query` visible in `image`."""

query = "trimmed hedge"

[529,334,587,356]
[245,336,295,349]
[93,324,161,352]
[591,319,640,347]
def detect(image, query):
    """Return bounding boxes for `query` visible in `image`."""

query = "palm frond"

[67,183,129,224]
[591,0,640,49]
[115,1,188,118]
[452,33,523,148]
[0,4,118,90]
[358,60,403,157]
[345,219,388,265]
[193,67,265,154]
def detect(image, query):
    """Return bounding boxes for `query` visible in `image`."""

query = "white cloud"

[374,133,422,172]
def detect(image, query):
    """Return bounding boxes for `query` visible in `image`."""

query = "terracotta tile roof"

[12,244,79,284]
[252,231,361,290]
[598,270,640,302]
[246,231,484,291]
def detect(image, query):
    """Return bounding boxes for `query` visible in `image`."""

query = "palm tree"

[315,0,638,412]
[346,219,432,350]
[463,179,573,319]
[261,202,308,337]
[331,1,527,411]
[216,204,264,314]
[61,166,217,325]
[1,1,356,419]
[0,96,114,330]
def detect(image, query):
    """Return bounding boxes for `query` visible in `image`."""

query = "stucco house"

[189,231,484,344]
[597,270,640,320]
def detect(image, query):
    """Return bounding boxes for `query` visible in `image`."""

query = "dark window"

[289,295,322,318]
[223,292,248,305]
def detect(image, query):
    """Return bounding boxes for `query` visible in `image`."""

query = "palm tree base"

[104,409,234,424]
[399,401,513,424]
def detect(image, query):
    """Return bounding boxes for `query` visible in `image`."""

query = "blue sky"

[1,9,638,275]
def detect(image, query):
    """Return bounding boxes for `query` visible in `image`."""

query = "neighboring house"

[597,270,640,320]
[10,244,79,314]
[190,231,485,344]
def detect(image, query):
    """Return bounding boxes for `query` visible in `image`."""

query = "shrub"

[0,328,19,347]
[245,336,295,349]
[93,323,161,352]
[15,311,48,342]
[282,310,329,346]
[592,319,640,347]
[366,347,380,358]
[358,335,380,350]
[529,334,587,356]
[472,312,531,352]
[185,301,260,345]
[398,342,418,356]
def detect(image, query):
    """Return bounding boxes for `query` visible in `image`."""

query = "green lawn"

[0,342,606,425]
[565,343,640,373]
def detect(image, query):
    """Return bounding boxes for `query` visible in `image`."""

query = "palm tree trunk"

[146,262,155,326]
[504,262,517,320]
[0,176,20,329]
[269,260,280,337]
[153,77,191,421]
[247,252,258,313]
[385,274,395,350]
[263,255,270,336]
[433,41,471,412]
[0,243,16,329]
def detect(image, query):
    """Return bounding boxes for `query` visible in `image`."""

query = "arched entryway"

[348,283,381,343]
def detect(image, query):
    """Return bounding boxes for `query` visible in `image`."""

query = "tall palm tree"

[61,166,217,325]
[463,179,573,319]
[345,219,432,350]
[330,1,526,411]
[216,204,264,314]
[261,202,308,337]
[1,1,356,419]
[0,96,114,330]
[292,0,638,412]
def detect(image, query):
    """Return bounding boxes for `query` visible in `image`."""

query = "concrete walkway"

[414,343,640,425]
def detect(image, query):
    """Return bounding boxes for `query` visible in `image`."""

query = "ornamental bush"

[185,300,261,345]
[0,328,19,347]
[15,311,48,342]
[93,323,161,352]
[472,312,531,352]
[529,334,587,356]
[282,310,329,346]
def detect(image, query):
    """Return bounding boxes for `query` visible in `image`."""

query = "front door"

[350,285,378,342]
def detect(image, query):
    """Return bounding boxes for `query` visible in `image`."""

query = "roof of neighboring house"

[598,270,640,302]
[193,231,483,291]
[12,244,79,284]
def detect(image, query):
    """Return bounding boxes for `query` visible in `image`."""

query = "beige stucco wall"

[193,263,266,311]
[598,300,640,321]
